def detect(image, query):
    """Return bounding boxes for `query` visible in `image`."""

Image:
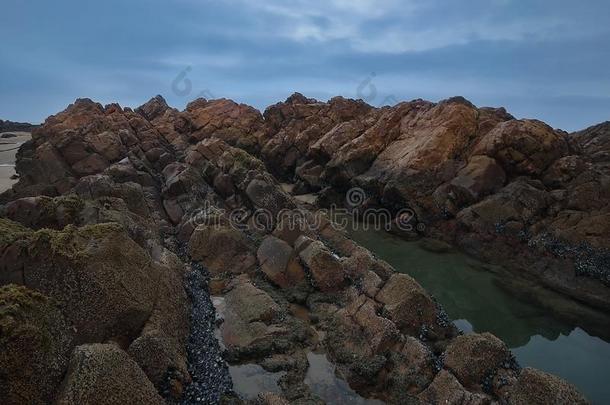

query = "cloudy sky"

[1,0,609,131]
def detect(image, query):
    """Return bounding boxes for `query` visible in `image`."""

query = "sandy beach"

[0,131,31,192]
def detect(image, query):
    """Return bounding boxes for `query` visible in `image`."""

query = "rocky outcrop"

[0,94,597,404]
[0,221,163,343]
[0,119,39,133]
[254,94,609,315]
[186,98,266,153]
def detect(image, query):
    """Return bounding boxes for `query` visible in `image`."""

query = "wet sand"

[0,132,31,193]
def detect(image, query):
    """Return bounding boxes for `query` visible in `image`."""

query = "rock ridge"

[0,93,599,404]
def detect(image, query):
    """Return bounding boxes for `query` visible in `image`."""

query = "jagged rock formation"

[0,95,597,404]
[253,95,610,312]
[0,119,39,133]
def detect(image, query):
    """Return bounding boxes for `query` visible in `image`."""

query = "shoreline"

[0,131,31,193]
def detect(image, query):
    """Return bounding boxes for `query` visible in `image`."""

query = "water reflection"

[305,351,385,405]
[513,328,610,405]
[229,363,285,400]
[347,225,610,404]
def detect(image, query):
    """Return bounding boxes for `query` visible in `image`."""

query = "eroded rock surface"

[56,343,165,405]
[0,94,598,404]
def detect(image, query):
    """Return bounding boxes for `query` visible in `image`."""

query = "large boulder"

[542,155,587,188]
[449,155,506,200]
[443,332,511,389]
[0,285,74,405]
[73,174,152,217]
[344,293,399,354]
[548,211,610,251]
[56,343,165,405]
[376,273,451,338]
[359,98,479,182]
[257,236,306,288]
[185,98,266,152]
[418,370,490,404]
[13,141,75,195]
[457,179,551,233]
[188,223,256,275]
[83,130,126,162]
[505,367,589,405]
[1,195,86,230]
[323,305,385,381]
[472,119,569,176]
[129,249,190,396]
[433,155,506,216]
[0,220,161,344]
[271,210,316,246]
[295,160,325,190]
[128,329,189,396]
[298,239,346,292]
[246,177,295,217]
[217,277,304,359]
[386,336,437,401]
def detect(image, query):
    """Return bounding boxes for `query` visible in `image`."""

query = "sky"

[1,0,609,131]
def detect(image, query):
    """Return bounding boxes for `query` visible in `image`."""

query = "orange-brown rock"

[472,119,569,176]
[1,93,601,404]
[257,235,306,288]
[188,223,256,275]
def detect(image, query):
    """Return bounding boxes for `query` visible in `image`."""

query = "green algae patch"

[0,284,74,404]
[0,284,56,347]
[0,216,121,260]
[39,194,86,224]
[30,222,126,260]
[5,220,157,345]
[0,218,31,245]
[230,148,265,172]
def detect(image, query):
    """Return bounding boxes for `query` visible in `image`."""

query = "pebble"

[181,263,234,404]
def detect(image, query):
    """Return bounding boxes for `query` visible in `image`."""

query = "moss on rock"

[230,148,265,172]
[0,218,30,245]
[0,284,74,405]
[29,222,126,261]
[0,221,159,344]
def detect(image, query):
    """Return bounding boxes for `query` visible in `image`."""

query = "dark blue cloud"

[1,0,608,131]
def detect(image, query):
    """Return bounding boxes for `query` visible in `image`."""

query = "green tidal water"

[347,225,610,405]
